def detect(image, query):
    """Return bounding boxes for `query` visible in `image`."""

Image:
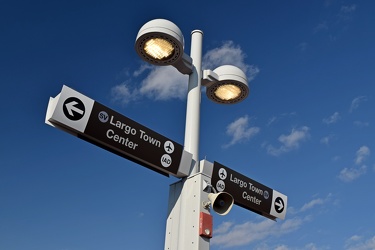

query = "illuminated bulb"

[144,38,174,60]
[214,84,241,101]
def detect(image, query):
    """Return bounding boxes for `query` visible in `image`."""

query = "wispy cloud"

[340,4,357,14]
[265,126,310,156]
[223,115,260,148]
[355,146,370,165]
[320,134,335,145]
[110,82,139,105]
[297,42,308,52]
[299,193,332,213]
[266,112,296,127]
[313,4,357,40]
[313,21,329,34]
[338,166,367,182]
[338,145,370,182]
[111,41,258,104]
[139,66,188,100]
[202,41,259,81]
[349,96,367,113]
[345,234,375,250]
[300,198,324,212]
[267,116,277,126]
[211,217,305,248]
[338,4,357,23]
[322,112,340,124]
[354,121,370,128]
[212,194,332,249]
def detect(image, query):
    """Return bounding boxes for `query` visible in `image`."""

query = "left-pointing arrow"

[62,97,86,121]
[65,101,84,116]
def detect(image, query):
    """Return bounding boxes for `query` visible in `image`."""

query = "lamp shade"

[135,19,184,66]
[206,65,249,104]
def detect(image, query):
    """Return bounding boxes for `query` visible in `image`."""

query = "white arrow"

[275,200,284,211]
[65,101,84,116]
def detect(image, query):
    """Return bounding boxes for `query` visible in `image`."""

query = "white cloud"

[338,146,370,182]
[212,194,332,249]
[110,82,139,105]
[139,66,188,100]
[354,121,370,127]
[304,243,320,250]
[345,235,375,250]
[298,193,332,213]
[266,113,296,127]
[320,135,335,145]
[223,115,260,148]
[254,242,327,250]
[349,96,367,113]
[133,63,153,77]
[278,127,310,148]
[267,116,277,126]
[275,245,290,250]
[338,165,367,182]
[340,4,357,14]
[266,126,310,156]
[313,21,329,34]
[300,198,324,212]
[355,146,370,165]
[347,235,362,242]
[214,221,233,234]
[338,4,357,22]
[322,112,340,124]
[332,155,341,162]
[202,41,260,81]
[212,217,304,248]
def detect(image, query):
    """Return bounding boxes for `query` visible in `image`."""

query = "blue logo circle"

[98,111,109,123]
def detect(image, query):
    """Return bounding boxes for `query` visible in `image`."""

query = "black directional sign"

[211,161,287,220]
[45,85,191,178]
[82,101,185,176]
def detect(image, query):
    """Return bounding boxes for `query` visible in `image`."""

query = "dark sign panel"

[46,85,191,177]
[83,102,184,176]
[211,161,287,220]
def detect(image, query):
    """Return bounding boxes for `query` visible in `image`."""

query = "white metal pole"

[184,30,203,175]
[165,30,210,250]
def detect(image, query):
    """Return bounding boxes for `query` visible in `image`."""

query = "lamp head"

[135,19,184,66]
[205,65,249,104]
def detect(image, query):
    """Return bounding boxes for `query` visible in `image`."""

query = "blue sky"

[1,0,375,249]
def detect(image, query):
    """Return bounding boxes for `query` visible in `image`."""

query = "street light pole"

[184,30,203,175]
[134,19,249,250]
[165,30,211,250]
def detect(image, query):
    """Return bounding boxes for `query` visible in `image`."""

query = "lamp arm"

[201,69,219,87]
[172,53,193,75]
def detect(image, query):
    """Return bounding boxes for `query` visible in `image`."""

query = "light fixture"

[135,19,184,66]
[203,65,249,104]
[135,19,249,102]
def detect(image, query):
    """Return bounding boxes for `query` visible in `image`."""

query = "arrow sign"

[65,101,84,116]
[62,97,85,121]
[45,85,192,178]
[207,161,287,220]
[274,197,284,212]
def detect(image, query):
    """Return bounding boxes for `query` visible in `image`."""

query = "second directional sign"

[45,85,191,177]
[210,161,287,220]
